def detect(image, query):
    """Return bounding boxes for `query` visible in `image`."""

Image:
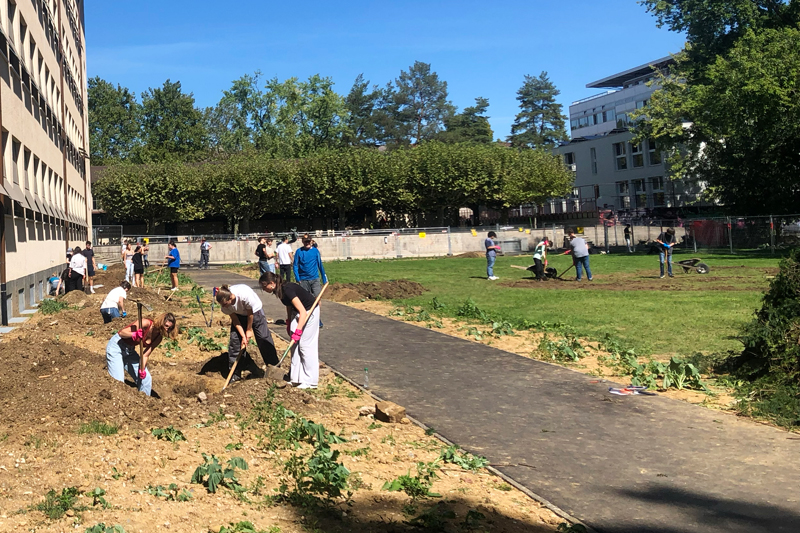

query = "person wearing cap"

[656,228,678,278]
[563,229,592,282]
[532,237,550,281]
[199,237,211,269]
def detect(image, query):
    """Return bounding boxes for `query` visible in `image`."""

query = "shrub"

[40,299,69,315]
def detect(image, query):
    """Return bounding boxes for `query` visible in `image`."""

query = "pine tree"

[439,97,493,144]
[508,72,567,149]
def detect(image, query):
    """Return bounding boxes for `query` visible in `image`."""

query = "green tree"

[205,72,268,154]
[138,80,207,162]
[391,61,456,145]
[508,72,567,149]
[438,97,493,144]
[343,74,382,146]
[88,77,140,165]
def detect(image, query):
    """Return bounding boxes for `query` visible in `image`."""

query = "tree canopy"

[508,72,567,149]
[88,77,140,165]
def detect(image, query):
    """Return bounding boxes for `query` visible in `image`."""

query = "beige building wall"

[0,0,89,323]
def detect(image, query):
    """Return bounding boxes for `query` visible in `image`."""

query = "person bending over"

[100,280,131,323]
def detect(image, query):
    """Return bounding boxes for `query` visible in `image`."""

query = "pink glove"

[291,329,303,342]
[131,329,144,342]
[138,368,147,380]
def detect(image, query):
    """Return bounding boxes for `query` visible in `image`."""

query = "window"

[631,143,644,168]
[603,109,615,123]
[23,148,30,190]
[564,152,575,166]
[633,179,646,207]
[633,179,646,193]
[11,138,20,185]
[590,147,597,175]
[617,181,630,209]
[7,1,16,48]
[616,114,629,128]
[614,142,627,170]
[650,176,664,191]
[648,139,661,165]
[636,99,649,109]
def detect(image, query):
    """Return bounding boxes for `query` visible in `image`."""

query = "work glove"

[138,368,147,380]
[122,312,127,318]
[291,329,303,342]
[131,329,144,342]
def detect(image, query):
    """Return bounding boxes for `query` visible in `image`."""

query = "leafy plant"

[456,298,491,323]
[382,460,442,512]
[491,321,514,337]
[344,446,370,457]
[86,487,111,509]
[439,445,488,472]
[557,523,588,533]
[186,327,224,351]
[85,525,126,533]
[431,297,447,310]
[407,503,456,530]
[225,442,244,451]
[40,299,69,315]
[151,426,186,443]
[78,421,118,436]
[219,522,280,533]
[142,483,192,502]
[34,487,86,519]
[163,338,182,358]
[537,334,585,362]
[190,454,248,493]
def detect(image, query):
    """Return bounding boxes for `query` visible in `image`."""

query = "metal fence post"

[728,217,734,254]
[604,225,609,253]
[770,215,775,255]
[447,226,453,256]
[552,225,557,250]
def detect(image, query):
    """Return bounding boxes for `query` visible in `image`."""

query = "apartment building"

[0,0,89,325]
[550,57,707,222]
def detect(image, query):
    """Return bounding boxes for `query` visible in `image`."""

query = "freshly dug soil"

[324,280,426,302]
[454,251,485,258]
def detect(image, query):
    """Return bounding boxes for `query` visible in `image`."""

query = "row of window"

[570,99,649,132]
[617,177,667,208]
[613,140,661,170]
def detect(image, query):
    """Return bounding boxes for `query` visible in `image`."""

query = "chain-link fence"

[92,225,123,246]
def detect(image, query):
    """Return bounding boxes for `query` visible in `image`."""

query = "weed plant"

[34,487,87,519]
[151,426,186,442]
[78,421,118,436]
[39,299,69,315]
[85,525,126,533]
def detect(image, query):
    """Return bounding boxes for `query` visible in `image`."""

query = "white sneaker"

[489,276,499,281]
[171,287,179,291]
[297,384,317,390]
[90,288,95,294]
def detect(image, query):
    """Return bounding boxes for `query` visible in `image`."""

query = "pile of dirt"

[92,263,126,290]
[454,251,485,258]
[324,280,426,302]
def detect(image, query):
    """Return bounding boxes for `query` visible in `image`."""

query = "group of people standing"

[50,242,98,295]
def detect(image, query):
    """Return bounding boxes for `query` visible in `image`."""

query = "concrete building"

[549,57,707,223]
[0,0,89,324]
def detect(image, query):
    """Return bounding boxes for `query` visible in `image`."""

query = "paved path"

[190,269,800,533]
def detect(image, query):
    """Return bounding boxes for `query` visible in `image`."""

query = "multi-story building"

[0,0,90,325]
[549,57,707,223]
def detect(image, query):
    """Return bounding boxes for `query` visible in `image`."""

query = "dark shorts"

[87,267,95,277]
[170,267,179,274]
[134,268,144,275]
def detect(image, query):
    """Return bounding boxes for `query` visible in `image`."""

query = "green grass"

[77,421,119,436]
[324,252,780,356]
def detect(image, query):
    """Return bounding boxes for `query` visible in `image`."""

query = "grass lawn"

[323,251,780,356]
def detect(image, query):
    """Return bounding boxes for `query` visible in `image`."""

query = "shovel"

[130,298,154,376]
[196,294,210,327]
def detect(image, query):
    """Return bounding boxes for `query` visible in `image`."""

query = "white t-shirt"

[101,287,127,310]
[276,242,293,265]
[267,246,276,265]
[221,284,263,316]
[69,253,87,275]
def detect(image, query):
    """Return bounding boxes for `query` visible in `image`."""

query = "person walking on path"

[259,271,320,389]
[563,229,593,282]
[83,241,97,294]
[624,225,633,253]
[67,246,88,293]
[485,231,500,280]
[532,237,550,281]
[100,281,131,323]
[294,237,328,328]
[122,242,135,283]
[255,237,274,275]
[276,235,294,282]
[165,240,181,291]
[132,246,145,287]
[105,312,177,396]
[656,227,677,278]
[215,284,279,383]
[199,237,211,269]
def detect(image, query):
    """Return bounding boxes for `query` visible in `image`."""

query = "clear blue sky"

[86,0,685,140]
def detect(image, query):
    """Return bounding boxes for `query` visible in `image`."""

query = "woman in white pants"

[259,271,319,389]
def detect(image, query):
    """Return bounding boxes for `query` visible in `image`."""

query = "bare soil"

[0,272,566,533]
[324,280,426,302]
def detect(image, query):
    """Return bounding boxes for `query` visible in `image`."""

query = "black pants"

[199,251,210,269]
[228,310,278,374]
[66,271,84,293]
[279,264,292,282]
[533,258,545,280]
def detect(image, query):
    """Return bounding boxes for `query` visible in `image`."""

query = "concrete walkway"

[189,269,800,533]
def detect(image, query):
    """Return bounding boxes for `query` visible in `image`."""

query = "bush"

[39,299,69,315]
[725,248,800,426]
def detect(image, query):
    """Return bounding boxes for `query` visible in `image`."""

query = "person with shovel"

[259,271,320,389]
[563,229,592,282]
[532,237,550,281]
[215,284,279,383]
[105,312,177,396]
[656,227,677,278]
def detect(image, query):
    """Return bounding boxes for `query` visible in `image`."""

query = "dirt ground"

[346,300,737,411]
[0,269,569,533]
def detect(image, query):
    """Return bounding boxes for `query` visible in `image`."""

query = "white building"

[0,0,90,324]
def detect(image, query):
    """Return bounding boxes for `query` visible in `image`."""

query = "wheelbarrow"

[676,258,710,274]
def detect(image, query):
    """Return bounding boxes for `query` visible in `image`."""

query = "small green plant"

[407,503,456,530]
[142,484,192,502]
[163,338,181,358]
[85,330,95,336]
[382,460,442,513]
[491,321,515,337]
[186,327,224,351]
[78,421,118,436]
[536,334,586,362]
[110,467,125,480]
[218,522,280,533]
[151,426,186,443]
[557,523,588,533]
[34,487,86,519]
[85,525,126,533]
[39,299,69,315]
[439,445,488,472]
[225,442,244,451]
[456,298,491,323]
[431,297,446,310]
[458,325,483,341]
[86,487,111,509]
[344,446,370,457]
[462,509,487,530]
[191,454,248,493]
[493,482,513,491]
[367,421,382,430]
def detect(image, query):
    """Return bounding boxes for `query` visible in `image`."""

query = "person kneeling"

[100,281,131,323]
[105,312,177,396]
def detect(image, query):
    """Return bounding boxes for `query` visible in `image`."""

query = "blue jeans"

[258,260,270,276]
[101,307,120,324]
[659,250,673,276]
[575,255,592,281]
[486,254,496,278]
[106,333,151,396]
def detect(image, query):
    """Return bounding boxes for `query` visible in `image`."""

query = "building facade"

[0,0,89,324]
[550,57,706,223]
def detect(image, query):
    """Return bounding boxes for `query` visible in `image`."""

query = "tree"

[88,77,140,165]
[138,80,207,162]
[508,72,567,149]
[438,97,493,144]
[343,74,382,146]
[391,61,456,145]
[205,72,267,155]
[633,27,800,214]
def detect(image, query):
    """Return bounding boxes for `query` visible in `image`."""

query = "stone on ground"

[375,401,406,423]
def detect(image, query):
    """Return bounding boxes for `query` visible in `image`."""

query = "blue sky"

[86,0,685,140]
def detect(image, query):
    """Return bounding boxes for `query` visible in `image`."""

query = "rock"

[319,367,332,377]
[98,389,112,400]
[375,401,406,423]
[272,380,288,389]
[209,526,222,533]
[358,405,376,417]
[196,392,207,403]
[65,509,75,517]
[266,365,287,382]
[400,417,411,425]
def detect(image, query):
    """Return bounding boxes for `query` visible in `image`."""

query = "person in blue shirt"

[293,237,328,328]
[485,231,500,280]
[164,240,181,291]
